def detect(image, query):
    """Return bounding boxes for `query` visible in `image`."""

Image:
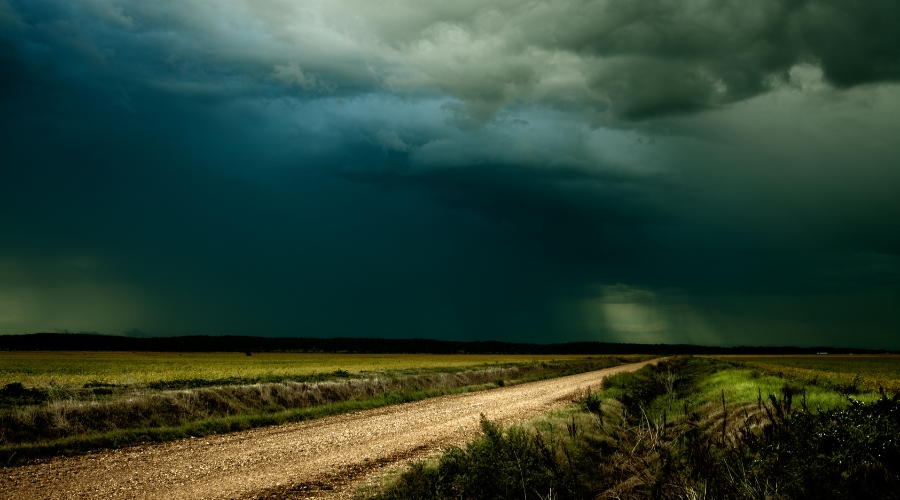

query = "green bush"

[581,387,603,416]
[737,394,900,499]
[656,389,900,500]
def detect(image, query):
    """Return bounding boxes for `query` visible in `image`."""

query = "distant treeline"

[0,333,894,354]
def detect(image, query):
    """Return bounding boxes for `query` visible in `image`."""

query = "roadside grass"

[2,383,494,467]
[0,357,646,466]
[365,405,620,500]
[600,356,882,425]
[368,356,900,500]
[692,367,880,410]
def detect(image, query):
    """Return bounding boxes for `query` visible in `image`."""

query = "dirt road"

[1,359,658,499]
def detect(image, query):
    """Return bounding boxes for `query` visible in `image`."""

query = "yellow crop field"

[0,351,595,388]
[714,354,900,393]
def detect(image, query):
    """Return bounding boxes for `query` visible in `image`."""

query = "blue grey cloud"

[1,0,899,347]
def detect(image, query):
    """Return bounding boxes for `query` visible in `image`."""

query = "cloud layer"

[1,0,899,347]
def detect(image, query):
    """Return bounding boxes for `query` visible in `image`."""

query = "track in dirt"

[1,359,659,499]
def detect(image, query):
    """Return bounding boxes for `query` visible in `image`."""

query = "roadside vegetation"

[368,356,900,500]
[0,354,645,465]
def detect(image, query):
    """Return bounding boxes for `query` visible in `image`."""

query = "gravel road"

[1,359,658,499]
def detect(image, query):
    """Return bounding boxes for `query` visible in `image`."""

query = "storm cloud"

[1,0,899,347]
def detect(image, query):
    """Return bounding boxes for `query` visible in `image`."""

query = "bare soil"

[1,359,657,499]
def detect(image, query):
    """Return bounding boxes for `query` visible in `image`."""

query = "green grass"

[694,368,880,408]
[605,357,884,427]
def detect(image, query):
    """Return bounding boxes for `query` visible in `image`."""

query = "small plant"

[579,388,602,417]
[0,382,46,408]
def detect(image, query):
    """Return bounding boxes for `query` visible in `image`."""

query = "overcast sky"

[2,0,899,348]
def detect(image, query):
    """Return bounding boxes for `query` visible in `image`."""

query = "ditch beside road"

[1,358,660,500]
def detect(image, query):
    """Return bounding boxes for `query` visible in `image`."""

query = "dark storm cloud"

[308,0,900,122]
[1,0,899,348]
[5,0,899,122]
[522,0,900,120]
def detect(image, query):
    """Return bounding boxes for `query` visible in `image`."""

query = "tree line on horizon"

[0,333,892,355]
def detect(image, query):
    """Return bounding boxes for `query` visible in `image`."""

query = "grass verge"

[2,383,494,467]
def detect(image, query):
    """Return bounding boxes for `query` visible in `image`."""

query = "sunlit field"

[713,354,900,393]
[0,352,595,389]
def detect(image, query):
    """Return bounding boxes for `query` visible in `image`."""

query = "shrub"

[654,390,900,500]
[373,415,606,500]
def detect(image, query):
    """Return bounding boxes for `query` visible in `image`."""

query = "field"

[714,354,900,394]
[0,352,593,389]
